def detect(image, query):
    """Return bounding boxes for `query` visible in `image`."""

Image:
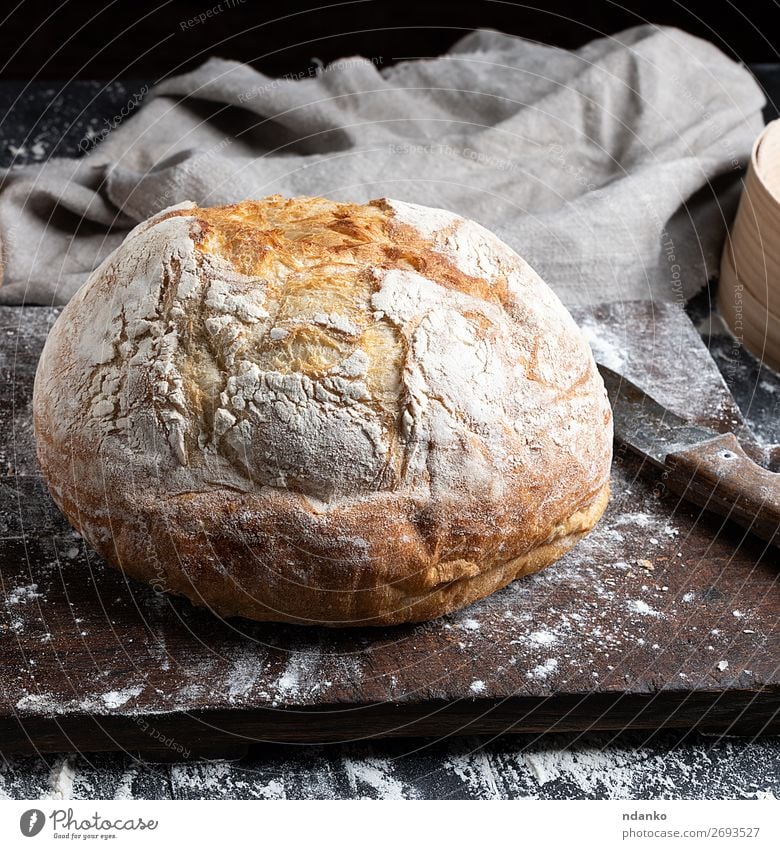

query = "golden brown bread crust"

[33,195,613,626]
[44,468,610,626]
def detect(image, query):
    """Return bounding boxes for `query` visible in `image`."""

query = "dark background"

[0,0,778,82]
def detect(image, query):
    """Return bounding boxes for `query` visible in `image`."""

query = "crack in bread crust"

[33,195,613,626]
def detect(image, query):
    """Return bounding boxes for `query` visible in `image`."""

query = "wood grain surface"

[0,301,777,756]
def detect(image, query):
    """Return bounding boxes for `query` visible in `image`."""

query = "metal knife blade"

[597,363,725,468]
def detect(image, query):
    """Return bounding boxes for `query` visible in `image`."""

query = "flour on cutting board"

[627,599,660,617]
[100,687,145,709]
[5,584,42,605]
[578,309,737,426]
[226,649,266,700]
[2,583,44,638]
[0,300,767,723]
[526,658,558,680]
[15,688,147,716]
[272,649,331,701]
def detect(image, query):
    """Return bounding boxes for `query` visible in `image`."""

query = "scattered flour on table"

[112,766,139,800]
[170,761,285,800]
[45,757,75,800]
[449,748,502,798]
[1,732,778,799]
[521,744,671,797]
[344,757,420,800]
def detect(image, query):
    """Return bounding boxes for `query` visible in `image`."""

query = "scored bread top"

[35,194,611,520]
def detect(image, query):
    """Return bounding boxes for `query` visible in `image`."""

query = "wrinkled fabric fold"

[0,25,765,305]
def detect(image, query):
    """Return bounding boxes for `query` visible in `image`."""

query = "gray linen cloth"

[0,25,765,306]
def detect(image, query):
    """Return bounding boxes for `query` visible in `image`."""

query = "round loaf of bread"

[33,196,612,626]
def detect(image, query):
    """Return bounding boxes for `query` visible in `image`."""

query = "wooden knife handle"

[665,432,780,547]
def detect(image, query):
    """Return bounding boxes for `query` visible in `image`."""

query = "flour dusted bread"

[33,196,612,626]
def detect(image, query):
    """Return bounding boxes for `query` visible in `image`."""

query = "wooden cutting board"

[1,301,777,757]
